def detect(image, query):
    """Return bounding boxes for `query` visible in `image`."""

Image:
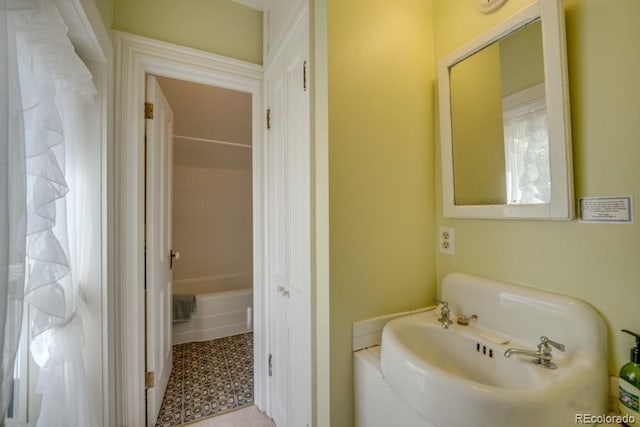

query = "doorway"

[148,74,256,426]
[114,31,266,427]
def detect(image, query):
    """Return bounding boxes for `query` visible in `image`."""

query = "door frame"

[113,31,265,426]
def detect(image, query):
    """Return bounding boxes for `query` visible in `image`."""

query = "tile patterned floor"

[155,333,254,426]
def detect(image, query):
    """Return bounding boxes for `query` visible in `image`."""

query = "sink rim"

[380,310,597,398]
[377,273,609,427]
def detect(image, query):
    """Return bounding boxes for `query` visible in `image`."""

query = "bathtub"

[172,274,253,345]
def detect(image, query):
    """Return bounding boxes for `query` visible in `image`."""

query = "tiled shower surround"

[155,333,254,426]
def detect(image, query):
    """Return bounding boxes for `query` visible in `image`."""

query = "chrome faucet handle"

[433,297,453,328]
[434,299,450,315]
[539,336,565,354]
[456,314,478,326]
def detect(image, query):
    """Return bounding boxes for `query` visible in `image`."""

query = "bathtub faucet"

[433,297,453,329]
[504,336,565,369]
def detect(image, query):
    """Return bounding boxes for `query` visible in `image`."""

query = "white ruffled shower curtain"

[1,0,97,425]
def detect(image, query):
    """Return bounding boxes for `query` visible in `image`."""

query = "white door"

[267,56,291,427]
[284,16,311,426]
[145,75,174,426]
[266,7,311,427]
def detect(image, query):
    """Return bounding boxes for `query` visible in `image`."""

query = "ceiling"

[156,75,252,146]
[155,76,253,170]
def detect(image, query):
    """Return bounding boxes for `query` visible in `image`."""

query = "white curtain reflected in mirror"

[502,83,549,205]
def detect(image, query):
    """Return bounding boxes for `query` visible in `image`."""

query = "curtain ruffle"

[11,0,96,103]
[7,0,98,425]
[503,95,550,204]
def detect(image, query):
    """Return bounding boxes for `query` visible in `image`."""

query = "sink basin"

[380,273,608,427]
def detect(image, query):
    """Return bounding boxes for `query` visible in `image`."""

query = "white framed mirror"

[438,0,573,219]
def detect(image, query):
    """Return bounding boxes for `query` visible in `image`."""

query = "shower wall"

[172,138,253,282]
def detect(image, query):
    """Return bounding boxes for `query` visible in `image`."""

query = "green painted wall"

[113,0,263,64]
[328,1,436,425]
[450,43,506,205]
[500,20,544,96]
[94,0,114,30]
[435,0,640,377]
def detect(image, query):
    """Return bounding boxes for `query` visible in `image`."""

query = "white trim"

[54,0,112,62]
[113,31,264,426]
[264,0,310,66]
[437,0,573,220]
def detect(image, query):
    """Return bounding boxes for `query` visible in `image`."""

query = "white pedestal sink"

[379,273,608,427]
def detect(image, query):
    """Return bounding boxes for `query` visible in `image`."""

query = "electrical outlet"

[439,226,455,255]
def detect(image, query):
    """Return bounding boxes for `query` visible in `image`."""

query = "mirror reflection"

[449,20,548,206]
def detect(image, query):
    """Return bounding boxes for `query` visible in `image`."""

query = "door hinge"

[144,102,154,119]
[266,108,271,130]
[303,60,307,91]
[268,353,273,377]
[145,371,155,388]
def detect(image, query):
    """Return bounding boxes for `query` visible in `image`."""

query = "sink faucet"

[504,336,565,369]
[433,297,453,329]
[456,314,478,326]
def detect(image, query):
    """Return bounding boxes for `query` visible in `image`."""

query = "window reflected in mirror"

[449,20,548,206]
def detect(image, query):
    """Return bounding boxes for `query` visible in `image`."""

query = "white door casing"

[145,75,174,426]
[114,32,264,426]
[265,4,311,426]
